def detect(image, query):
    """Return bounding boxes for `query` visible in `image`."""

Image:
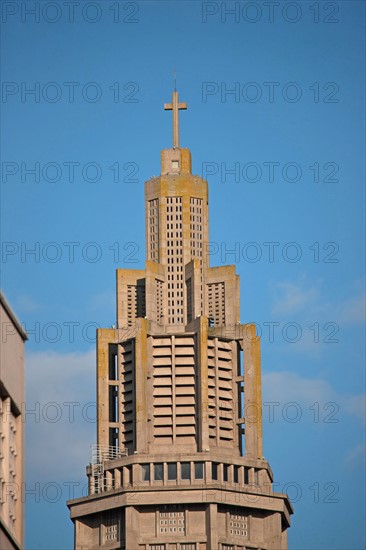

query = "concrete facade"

[0,292,27,550]
[67,92,293,549]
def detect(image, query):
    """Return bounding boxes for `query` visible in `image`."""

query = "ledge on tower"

[161,147,191,175]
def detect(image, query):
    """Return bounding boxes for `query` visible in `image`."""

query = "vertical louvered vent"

[119,340,135,452]
[208,337,234,446]
[166,197,183,324]
[156,279,164,323]
[152,335,196,445]
[126,282,146,326]
[148,198,159,262]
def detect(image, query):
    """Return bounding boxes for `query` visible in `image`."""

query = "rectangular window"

[212,462,218,480]
[109,385,118,423]
[154,463,164,481]
[109,427,119,450]
[181,462,190,480]
[141,464,150,482]
[244,467,249,485]
[108,345,118,380]
[194,462,204,480]
[103,511,120,543]
[234,465,239,483]
[223,464,229,482]
[168,463,177,480]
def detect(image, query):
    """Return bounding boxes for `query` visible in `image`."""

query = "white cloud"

[263,371,365,425]
[26,348,95,402]
[15,294,42,313]
[263,371,334,404]
[25,349,96,485]
[271,280,320,316]
[271,279,365,326]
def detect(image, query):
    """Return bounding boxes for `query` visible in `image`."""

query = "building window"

[102,511,120,544]
[159,505,185,535]
[168,463,177,480]
[223,464,229,482]
[212,462,218,480]
[181,462,190,480]
[166,196,183,323]
[150,546,165,550]
[207,281,226,327]
[186,277,193,323]
[234,465,239,483]
[194,462,204,480]
[141,464,150,482]
[229,507,249,538]
[244,467,249,485]
[181,545,196,550]
[154,463,164,481]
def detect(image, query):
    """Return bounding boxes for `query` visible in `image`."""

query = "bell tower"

[67,90,293,550]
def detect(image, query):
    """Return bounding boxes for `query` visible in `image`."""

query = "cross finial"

[164,89,187,148]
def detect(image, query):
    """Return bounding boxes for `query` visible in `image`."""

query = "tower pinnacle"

[164,90,187,148]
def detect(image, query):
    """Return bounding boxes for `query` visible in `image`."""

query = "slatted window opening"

[152,337,173,444]
[126,282,146,326]
[156,279,164,323]
[166,197,183,323]
[207,282,226,327]
[119,340,135,452]
[152,335,196,445]
[148,198,159,262]
[207,338,234,446]
[189,197,203,258]
[190,198,204,314]
[174,336,196,444]
[186,277,193,323]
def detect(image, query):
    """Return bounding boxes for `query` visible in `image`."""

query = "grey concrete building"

[67,91,293,550]
[0,292,27,550]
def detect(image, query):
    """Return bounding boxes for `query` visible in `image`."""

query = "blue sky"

[1,1,365,548]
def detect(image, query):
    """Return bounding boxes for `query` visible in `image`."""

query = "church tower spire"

[67,90,293,550]
[161,89,191,176]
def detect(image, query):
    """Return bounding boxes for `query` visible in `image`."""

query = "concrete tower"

[67,91,293,550]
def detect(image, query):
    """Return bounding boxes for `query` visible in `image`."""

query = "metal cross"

[164,91,187,148]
